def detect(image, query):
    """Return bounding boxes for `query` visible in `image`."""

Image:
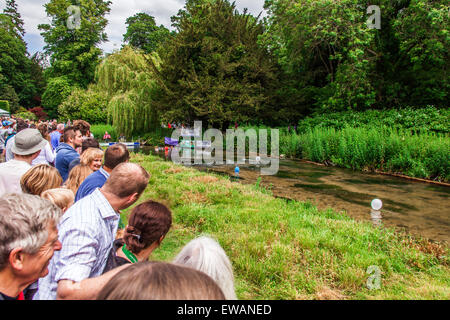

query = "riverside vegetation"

[121,153,449,300]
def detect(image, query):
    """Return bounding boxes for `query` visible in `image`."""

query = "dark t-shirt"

[0,292,19,300]
[102,239,130,274]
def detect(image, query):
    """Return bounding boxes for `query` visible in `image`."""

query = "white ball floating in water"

[371,199,383,211]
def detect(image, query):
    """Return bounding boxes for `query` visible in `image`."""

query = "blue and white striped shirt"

[35,188,120,300]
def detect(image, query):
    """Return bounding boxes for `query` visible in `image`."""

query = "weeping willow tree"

[95,46,160,138]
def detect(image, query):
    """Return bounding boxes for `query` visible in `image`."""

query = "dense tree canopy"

[262,0,449,114]
[38,0,111,88]
[153,0,278,130]
[95,46,160,136]
[123,13,171,54]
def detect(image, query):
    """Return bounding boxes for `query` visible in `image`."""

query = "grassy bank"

[123,153,449,300]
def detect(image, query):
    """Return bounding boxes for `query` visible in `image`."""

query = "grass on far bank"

[123,153,449,300]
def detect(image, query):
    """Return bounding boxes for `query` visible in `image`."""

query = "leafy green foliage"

[296,107,450,135]
[38,0,111,88]
[95,46,161,137]
[58,86,108,124]
[153,0,278,130]
[262,0,449,113]
[0,13,42,110]
[123,13,171,54]
[41,76,75,120]
[0,100,9,112]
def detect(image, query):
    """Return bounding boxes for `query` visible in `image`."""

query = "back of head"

[65,164,93,195]
[103,162,150,198]
[56,124,64,131]
[97,261,225,300]
[73,120,91,136]
[63,126,76,143]
[41,188,75,211]
[21,164,63,196]
[104,143,130,170]
[16,119,28,133]
[124,200,172,255]
[0,193,63,270]
[81,137,100,153]
[173,236,237,300]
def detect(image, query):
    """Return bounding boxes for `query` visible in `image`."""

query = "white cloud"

[1,0,266,55]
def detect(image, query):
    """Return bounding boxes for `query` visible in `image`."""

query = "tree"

[95,46,160,137]
[0,13,31,111]
[262,0,449,113]
[123,13,171,53]
[153,0,278,130]
[41,76,74,120]
[58,86,108,124]
[3,0,25,38]
[38,0,111,88]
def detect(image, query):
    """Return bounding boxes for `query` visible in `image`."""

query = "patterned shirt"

[35,188,120,300]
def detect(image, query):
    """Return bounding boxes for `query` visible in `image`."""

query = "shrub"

[42,76,74,119]
[0,100,10,112]
[58,87,108,124]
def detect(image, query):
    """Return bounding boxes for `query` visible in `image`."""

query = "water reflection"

[370,209,383,227]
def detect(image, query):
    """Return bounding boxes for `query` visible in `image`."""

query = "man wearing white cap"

[0,128,47,197]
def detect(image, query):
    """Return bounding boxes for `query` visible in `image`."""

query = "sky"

[0,0,267,55]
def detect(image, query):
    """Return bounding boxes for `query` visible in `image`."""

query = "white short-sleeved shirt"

[0,159,31,197]
[35,188,120,300]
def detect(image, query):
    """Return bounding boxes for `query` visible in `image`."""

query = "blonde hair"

[64,164,93,195]
[20,164,63,196]
[41,188,75,212]
[80,147,104,167]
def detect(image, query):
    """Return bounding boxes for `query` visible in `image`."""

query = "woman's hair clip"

[131,234,141,242]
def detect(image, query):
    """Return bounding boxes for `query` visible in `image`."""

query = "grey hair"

[0,193,63,269]
[173,236,237,300]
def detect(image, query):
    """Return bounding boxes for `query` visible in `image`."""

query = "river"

[144,147,449,244]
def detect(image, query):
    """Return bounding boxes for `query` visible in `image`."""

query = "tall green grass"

[291,126,449,182]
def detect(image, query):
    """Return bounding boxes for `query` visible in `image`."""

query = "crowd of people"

[0,116,237,300]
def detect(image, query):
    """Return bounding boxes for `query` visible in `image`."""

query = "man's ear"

[9,248,25,271]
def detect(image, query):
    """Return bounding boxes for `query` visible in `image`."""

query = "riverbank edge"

[294,158,450,187]
[126,153,449,300]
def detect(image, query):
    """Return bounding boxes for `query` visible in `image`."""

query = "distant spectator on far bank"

[55,126,82,182]
[0,129,46,197]
[103,131,111,143]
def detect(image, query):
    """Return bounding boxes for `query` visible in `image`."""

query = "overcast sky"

[0,0,267,55]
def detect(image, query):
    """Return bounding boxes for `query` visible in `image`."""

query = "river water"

[144,147,449,244]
